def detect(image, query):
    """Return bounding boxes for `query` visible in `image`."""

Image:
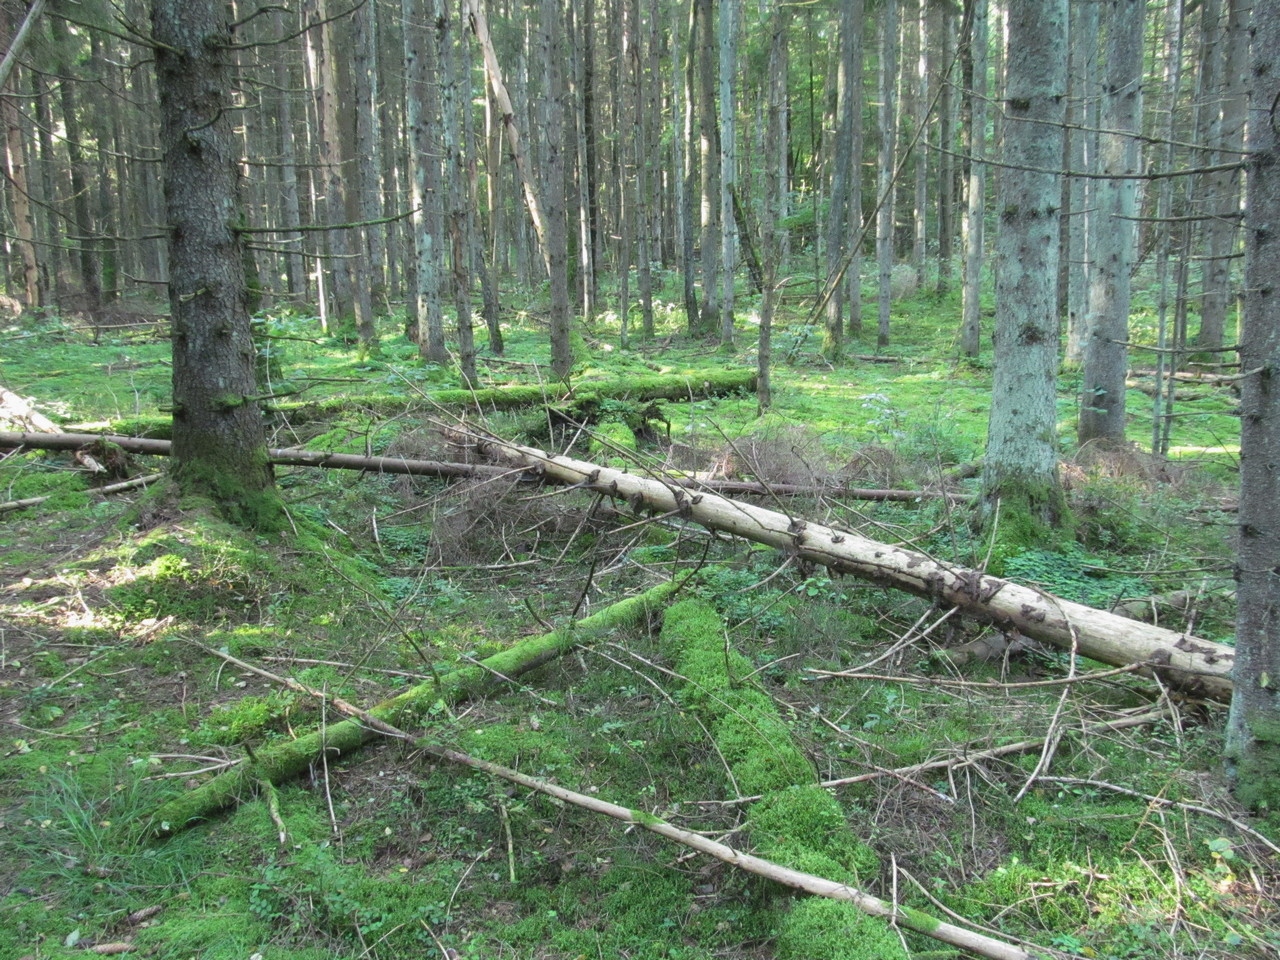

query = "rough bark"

[696,0,720,334]
[541,0,573,379]
[981,0,1069,540]
[152,0,279,529]
[467,436,1235,701]
[959,0,987,358]
[875,0,899,350]
[1064,0,1099,365]
[1197,0,1249,350]
[1078,0,1144,447]
[404,0,447,361]
[823,0,856,361]
[758,0,789,412]
[1224,0,1280,809]
[716,0,736,346]
[49,3,101,315]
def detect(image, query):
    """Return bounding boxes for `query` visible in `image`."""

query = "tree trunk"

[981,0,1069,540]
[1224,0,1280,809]
[909,0,927,288]
[404,0,447,361]
[717,0,736,346]
[541,0,573,379]
[823,0,857,361]
[758,0,789,412]
[844,0,863,339]
[696,0,720,335]
[934,1,954,296]
[679,0,700,332]
[1078,0,1144,448]
[1064,1,1099,366]
[875,0,899,351]
[1197,0,1248,350]
[152,0,279,529]
[0,11,37,308]
[466,0,551,276]
[959,0,987,358]
[466,435,1234,702]
[441,1,476,384]
[352,0,388,318]
[49,4,101,315]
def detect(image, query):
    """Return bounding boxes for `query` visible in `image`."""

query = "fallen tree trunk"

[465,433,1235,701]
[225,645,1038,960]
[147,580,679,834]
[99,371,761,438]
[0,386,60,433]
[0,473,162,514]
[0,431,953,503]
[414,743,1037,960]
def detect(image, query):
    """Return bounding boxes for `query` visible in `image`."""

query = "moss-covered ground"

[0,282,1269,959]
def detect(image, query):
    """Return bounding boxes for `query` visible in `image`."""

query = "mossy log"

[468,433,1236,701]
[415,741,1035,960]
[146,580,679,835]
[79,371,757,439]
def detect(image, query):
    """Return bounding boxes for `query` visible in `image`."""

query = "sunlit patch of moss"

[750,785,880,882]
[775,897,909,960]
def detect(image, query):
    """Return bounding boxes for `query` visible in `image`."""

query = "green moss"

[1231,716,1280,813]
[776,898,908,960]
[749,785,879,882]
[976,472,1074,574]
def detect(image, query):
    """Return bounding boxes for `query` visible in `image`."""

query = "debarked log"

[467,434,1236,701]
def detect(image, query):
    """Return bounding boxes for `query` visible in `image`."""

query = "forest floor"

[0,284,1275,960]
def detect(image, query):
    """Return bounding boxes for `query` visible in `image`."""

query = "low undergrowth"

[0,303,1269,959]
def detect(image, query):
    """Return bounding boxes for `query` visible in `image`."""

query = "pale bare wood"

[466,433,1235,701]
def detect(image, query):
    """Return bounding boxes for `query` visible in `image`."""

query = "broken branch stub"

[469,434,1234,701]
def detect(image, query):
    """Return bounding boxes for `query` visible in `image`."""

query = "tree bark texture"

[1224,0,1280,809]
[959,0,987,358]
[468,436,1235,701]
[981,0,1068,534]
[875,0,898,350]
[152,0,276,526]
[1078,0,1144,447]
[404,0,447,361]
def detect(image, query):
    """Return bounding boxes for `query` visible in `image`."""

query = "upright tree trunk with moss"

[980,0,1068,547]
[1078,0,1144,448]
[153,0,279,530]
[1225,0,1280,811]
